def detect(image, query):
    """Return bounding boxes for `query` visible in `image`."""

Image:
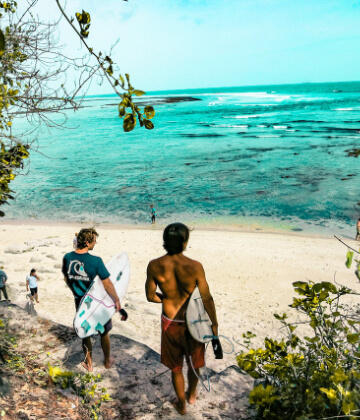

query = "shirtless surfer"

[62,228,121,371]
[145,223,219,415]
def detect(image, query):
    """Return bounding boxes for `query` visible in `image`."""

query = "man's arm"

[145,262,163,303]
[102,278,121,311]
[26,276,29,291]
[197,263,219,337]
[61,257,70,289]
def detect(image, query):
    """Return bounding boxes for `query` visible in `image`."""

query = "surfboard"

[186,286,214,343]
[73,252,130,338]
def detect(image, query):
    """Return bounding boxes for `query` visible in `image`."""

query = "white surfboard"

[186,286,214,343]
[73,252,130,338]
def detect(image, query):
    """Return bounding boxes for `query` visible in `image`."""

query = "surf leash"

[190,334,235,392]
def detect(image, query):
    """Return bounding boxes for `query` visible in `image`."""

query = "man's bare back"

[146,252,217,336]
[146,253,204,320]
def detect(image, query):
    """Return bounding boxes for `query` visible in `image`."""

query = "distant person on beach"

[73,233,78,250]
[0,266,9,301]
[150,204,157,224]
[62,227,121,371]
[357,218,360,241]
[26,269,40,303]
[145,223,219,415]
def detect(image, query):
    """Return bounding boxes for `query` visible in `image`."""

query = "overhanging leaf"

[345,250,354,269]
[132,90,145,97]
[144,105,155,119]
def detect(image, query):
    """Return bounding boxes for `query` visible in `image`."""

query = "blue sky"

[33,0,360,93]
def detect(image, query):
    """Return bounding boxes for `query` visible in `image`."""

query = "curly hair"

[76,228,99,249]
[163,223,190,255]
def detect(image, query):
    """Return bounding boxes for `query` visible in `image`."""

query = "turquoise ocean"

[7,82,360,236]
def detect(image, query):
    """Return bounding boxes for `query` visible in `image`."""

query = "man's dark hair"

[163,223,190,255]
[77,228,99,249]
[30,269,36,274]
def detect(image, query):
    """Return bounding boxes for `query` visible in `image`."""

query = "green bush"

[237,280,360,419]
[48,363,111,420]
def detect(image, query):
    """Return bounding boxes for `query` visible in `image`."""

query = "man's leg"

[187,366,199,404]
[0,287,3,300]
[81,337,93,372]
[171,371,186,415]
[35,292,39,303]
[2,286,8,300]
[100,333,114,368]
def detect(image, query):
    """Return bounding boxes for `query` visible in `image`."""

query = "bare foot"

[104,357,114,369]
[186,390,198,404]
[36,301,40,303]
[81,361,93,372]
[171,399,186,415]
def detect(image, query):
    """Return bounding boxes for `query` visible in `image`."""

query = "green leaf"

[143,119,154,130]
[132,90,145,97]
[346,333,359,344]
[118,106,125,117]
[330,369,348,383]
[144,105,155,119]
[320,387,337,401]
[320,281,338,294]
[243,361,256,372]
[123,113,136,132]
[345,250,354,268]
[292,281,308,290]
[342,400,356,415]
[81,10,90,24]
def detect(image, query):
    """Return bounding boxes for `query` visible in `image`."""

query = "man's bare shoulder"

[182,255,203,270]
[147,254,203,271]
[147,255,168,274]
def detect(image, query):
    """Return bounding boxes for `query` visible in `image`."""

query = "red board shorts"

[161,314,205,373]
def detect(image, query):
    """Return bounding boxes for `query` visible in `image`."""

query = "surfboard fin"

[81,320,91,334]
[95,323,105,334]
[116,271,123,281]
[84,296,93,309]
[79,310,85,317]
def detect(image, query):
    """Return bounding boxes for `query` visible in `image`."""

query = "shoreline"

[0,216,354,240]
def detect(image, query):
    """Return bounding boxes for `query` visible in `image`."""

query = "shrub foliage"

[237,278,360,419]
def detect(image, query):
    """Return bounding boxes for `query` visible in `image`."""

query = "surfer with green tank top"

[145,223,219,415]
[62,228,121,372]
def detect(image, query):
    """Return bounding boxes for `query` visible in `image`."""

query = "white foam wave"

[224,113,270,119]
[256,135,281,138]
[273,125,288,129]
[210,124,249,128]
[335,108,359,111]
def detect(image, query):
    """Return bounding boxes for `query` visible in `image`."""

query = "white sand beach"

[0,221,359,417]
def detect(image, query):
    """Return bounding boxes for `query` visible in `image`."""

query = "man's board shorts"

[74,297,112,337]
[30,287,38,296]
[161,314,205,373]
